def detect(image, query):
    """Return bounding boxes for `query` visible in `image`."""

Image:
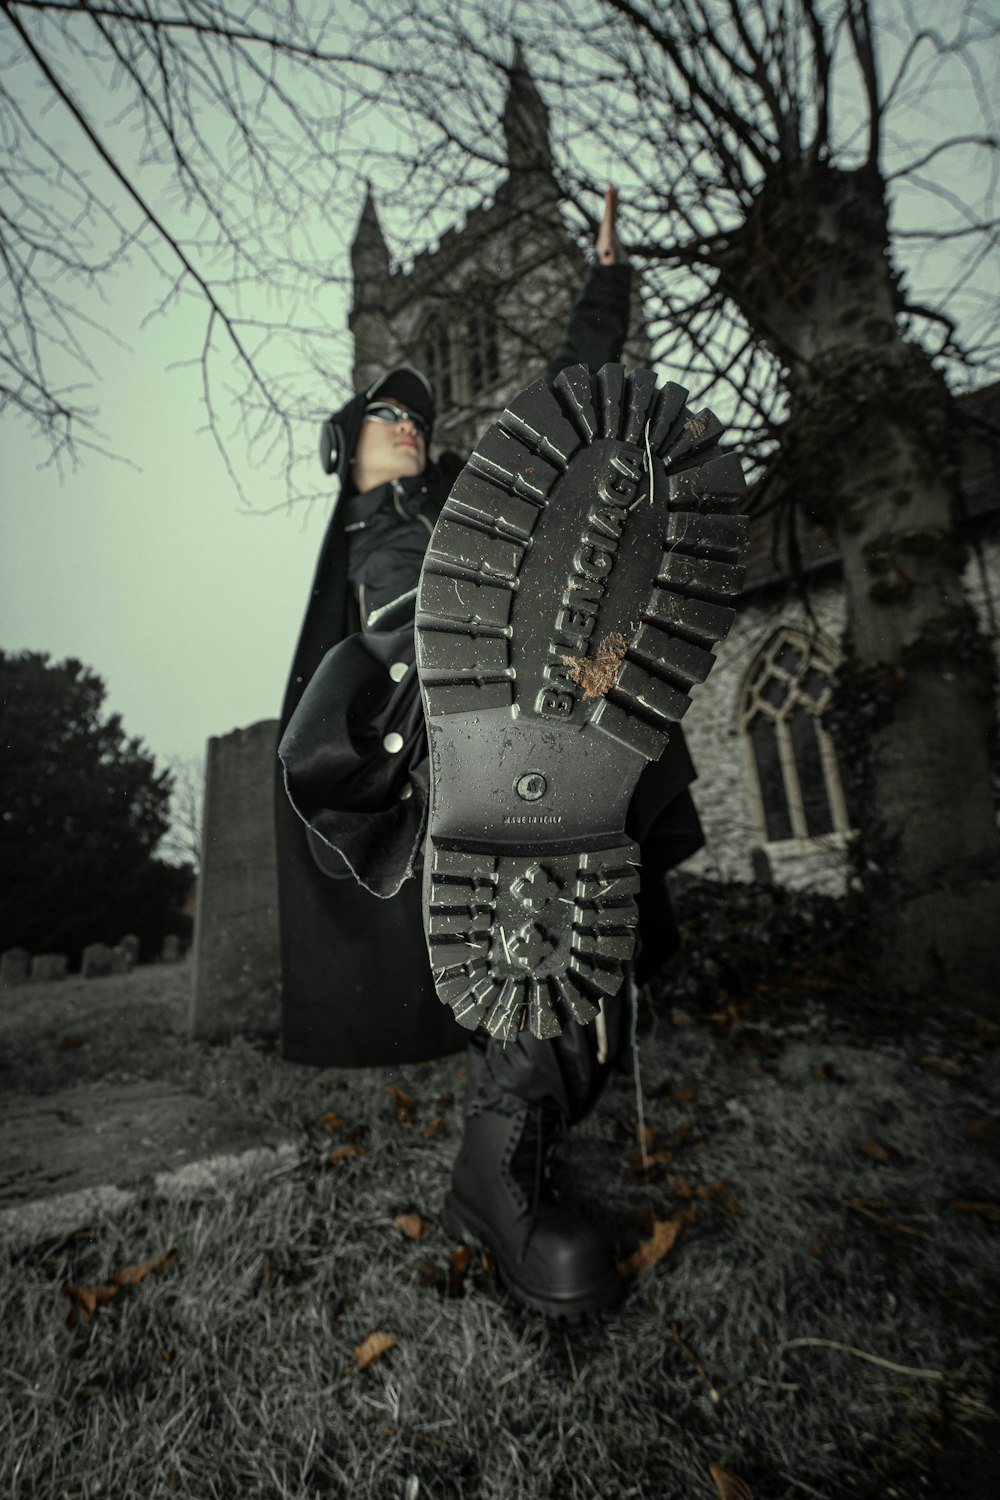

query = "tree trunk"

[719,163,1000,1008]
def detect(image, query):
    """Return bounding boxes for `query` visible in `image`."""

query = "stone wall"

[679,534,999,893]
[679,583,847,886]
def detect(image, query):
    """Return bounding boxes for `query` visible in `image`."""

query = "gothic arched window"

[467,302,500,396]
[422,319,454,411]
[422,290,501,413]
[740,629,850,843]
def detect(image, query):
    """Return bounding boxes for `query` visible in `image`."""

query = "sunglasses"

[364,401,430,440]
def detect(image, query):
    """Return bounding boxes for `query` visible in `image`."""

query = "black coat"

[276,265,704,1067]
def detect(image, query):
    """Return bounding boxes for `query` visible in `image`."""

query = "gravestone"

[161,934,181,963]
[120,933,140,967]
[81,942,113,979]
[30,954,67,982]
[111,945,130,975]
[1,949,29,989]
[191,719,280,1039]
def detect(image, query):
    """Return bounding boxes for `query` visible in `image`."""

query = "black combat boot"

[442,995,628,1320]
[414,360,746,1043]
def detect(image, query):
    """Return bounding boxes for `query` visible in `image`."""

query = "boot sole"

[442,1191,624,1322]
[416,362,747,1041]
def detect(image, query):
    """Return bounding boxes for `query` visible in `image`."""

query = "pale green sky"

[2,258,338,768]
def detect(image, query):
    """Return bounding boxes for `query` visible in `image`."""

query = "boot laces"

[512,1101,565,1260]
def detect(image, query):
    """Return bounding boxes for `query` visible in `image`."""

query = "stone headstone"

[1,948,30,989]
[81,942,113,979]
[111,945,130,975]
[119,934,140,967]
[30,954,67,983]
[191,719,280,1040]
[161,934,181,964]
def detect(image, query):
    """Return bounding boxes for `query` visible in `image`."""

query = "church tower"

[501,40,555,180]
[348,50,647,457]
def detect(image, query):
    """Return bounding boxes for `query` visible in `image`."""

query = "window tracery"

[740,629,850,843]
[420,290,500,414]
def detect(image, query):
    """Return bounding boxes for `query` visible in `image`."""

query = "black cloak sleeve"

[275,260,705,1067]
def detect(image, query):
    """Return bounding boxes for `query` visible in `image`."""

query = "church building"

[189,53,998,1041]
[344,54,1000,897]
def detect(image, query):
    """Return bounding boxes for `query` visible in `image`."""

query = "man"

[278,190,744,1318]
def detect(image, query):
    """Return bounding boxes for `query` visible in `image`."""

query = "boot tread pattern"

[417,364,748,1038]
[428,845,640,1041]
[416,363,745,739]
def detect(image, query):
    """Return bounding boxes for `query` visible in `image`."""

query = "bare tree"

[161,751,204,871]
[361,0,1000,1006]
[0,0,425,492]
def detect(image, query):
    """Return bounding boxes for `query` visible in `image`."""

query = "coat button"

[389,661,408,682]
[383,732,404,754]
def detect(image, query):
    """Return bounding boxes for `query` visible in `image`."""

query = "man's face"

[352,400,427,491]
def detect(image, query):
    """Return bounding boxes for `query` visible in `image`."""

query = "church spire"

[502,41,554,177]
[350,184,390,289]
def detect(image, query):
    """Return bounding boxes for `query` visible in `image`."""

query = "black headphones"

[319,416,340,476]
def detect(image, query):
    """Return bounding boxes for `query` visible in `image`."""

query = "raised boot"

[415,361,747,1040]
[442,997,628,1320]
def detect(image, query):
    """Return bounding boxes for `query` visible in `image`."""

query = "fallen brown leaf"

[671,1011,693,1026]
[64,1282,120,1326]
[354,1330,396,1371]
[113,1248,179,1288]
[967,1117,1000,1143]
[862,1135,892,1163]
[59,1036,84,1050]
[64,1248,178,1326]
[386,1083,415,1127]
[636,1122,659,1152]
[418,1246,487,1298]
[948,1199,1000,1219]
[422,1117,444,1139]
[319,1111,347,1135]
[673,1085,697,1108]
[447,1245,472,1296]
[328,1144,365,1164]
[618,1216,681,1277]
[393,1212,430,1240]
[710,1461,754,1500]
